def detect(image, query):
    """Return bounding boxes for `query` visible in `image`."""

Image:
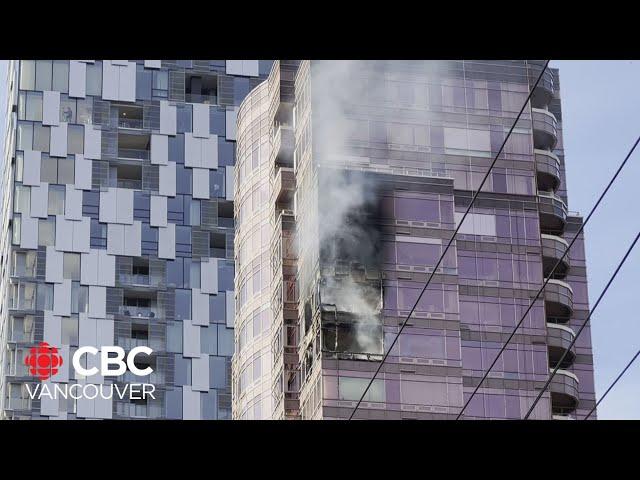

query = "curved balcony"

[538,191,568,234]
[549,369,579,414]
[544,279,574,320]
[528,62,555,108]
[532,108,558,150]
[535,149,561,192]
[541,234,570,278]
[547,323,576,368]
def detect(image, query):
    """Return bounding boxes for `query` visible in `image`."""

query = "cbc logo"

[24,342,64,380]
[25,343,154,380]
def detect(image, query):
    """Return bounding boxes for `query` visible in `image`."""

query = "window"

[63,253,81,280]
[33,124,50,152]
[175,289,191,320]
[19,91,43,122]
[38,217,55,246]
[337,377,384,402]
[15,152,24,183]
[67,125,84,154]
[10,315,35,343]
[35,60,53,91]
[60,95,76,123]
[85,62,102,96]
[12,251,37,277]
[152,70,168,98]
[48,185,65,215]
[52,61,69,93]
[41,155,75,184]
[16,122,33,151]
[58,157,75,184]
[20,60,36,90]
[62,316,78,345]
[77,98,93,124]
[14,185,30,214]
[37,283,54,310]
[12,215,21,245]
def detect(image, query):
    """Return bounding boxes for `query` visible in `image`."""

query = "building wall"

[235,60,596,420]
[0,60,273,419]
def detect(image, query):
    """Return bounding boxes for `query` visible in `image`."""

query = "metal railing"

[185,93,218,105]
[119,305,159,318]
[118,118,144,129]
[118,149,149,160]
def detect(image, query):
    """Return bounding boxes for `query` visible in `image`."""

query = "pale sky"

[0,60,637,419]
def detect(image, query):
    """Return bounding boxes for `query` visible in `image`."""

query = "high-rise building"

[233,60,596,420]
[0,59,273,419]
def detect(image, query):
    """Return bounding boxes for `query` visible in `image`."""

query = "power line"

[524,230,640,419]
[348,60,551,420]
[456,134,640,419]
[584,347,640,420]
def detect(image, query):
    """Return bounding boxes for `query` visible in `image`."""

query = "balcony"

[547,323,576,368]
[549,369,579,414]
[528,63,555,108]
[119,305,159,319]
[115,336,163,351]
[552,414,576,420]
[272,124,294,167]
[185,93,218,105]
[119,273,155,288]
[544,279,574,320]
[538,191,568,234]
[115,402,163,419]
[532,108,558,149]
[117,148,149,161]
[535,149,561,192]
[541,234,570,278]
[273,166,295,204]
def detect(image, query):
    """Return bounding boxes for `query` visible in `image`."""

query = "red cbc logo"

[24,342,64,381]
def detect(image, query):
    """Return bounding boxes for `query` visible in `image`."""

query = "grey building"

[233,61,596,420]
[0,59,272,419]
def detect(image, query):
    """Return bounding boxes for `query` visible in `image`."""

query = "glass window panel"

[67,125,84,154]
[40,154,57,183]
[25,92,43,122]
[61,316,79,345]
[175,289,191,320]
[63,253,81,281]
[77,98,93,124]
[20,60,36,90]
[85,62,102,96]
[48,185,65,215]
[33,124,50,152]
[38,217,55,246]
[16,122,33,151]
[13,185,30,214]
[60,95,76,123]
[52,61,69,93]
[35,60,53,91]
[57,157,75,184]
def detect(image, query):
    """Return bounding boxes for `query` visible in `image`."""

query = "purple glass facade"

[233,60,595,420]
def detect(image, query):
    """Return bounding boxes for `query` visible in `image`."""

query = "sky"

[0,60,637,419]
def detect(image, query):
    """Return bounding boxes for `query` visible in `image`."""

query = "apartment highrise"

[0,59,273,419]
[233,60,596,419]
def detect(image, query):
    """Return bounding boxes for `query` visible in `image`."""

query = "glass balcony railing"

[534,149,561,192]
[541,234,570,278]
[550,369,580,414]
[119,273,152,286]
[117,118,144,129]
[185,93,218,105]
[532,108,558,150]
[116,336,163,351]
[116,179,143,190]
[119,305,159,319]
[115,402,163,419]
[118,149,149,160]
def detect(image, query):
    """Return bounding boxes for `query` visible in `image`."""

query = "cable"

[347,60,551,420]
[584,347,640,420]
[456,134,640,419]
[524,230,640,419]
